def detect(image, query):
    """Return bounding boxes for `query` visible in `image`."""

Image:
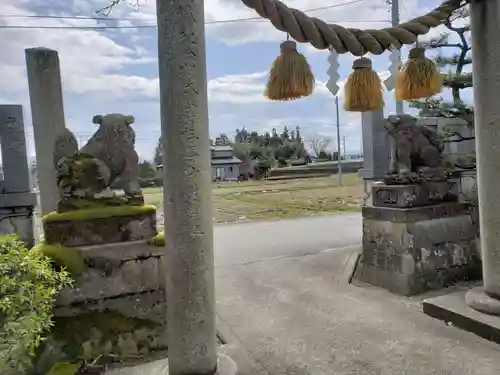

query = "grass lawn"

[144,174,363,224]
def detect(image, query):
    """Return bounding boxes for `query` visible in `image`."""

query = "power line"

[0,0,363,22]
[0,19,389,30]
[1,1,363,22]
[0,0,388,30]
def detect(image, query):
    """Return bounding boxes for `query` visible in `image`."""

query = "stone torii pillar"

[465,0,500,314]
[25,48,67,215]
[156,0,236,374]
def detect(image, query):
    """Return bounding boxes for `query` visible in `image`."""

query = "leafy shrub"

[0,235,72,374]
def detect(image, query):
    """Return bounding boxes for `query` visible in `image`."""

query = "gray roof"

[211,157,241,165]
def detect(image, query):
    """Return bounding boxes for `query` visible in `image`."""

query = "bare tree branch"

[96,0,142,16]
[307,135,332,157]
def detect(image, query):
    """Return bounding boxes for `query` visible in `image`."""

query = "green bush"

[0,235,72,374]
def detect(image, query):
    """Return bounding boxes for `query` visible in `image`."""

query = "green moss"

[45,362,81,375]
[42,204,157,223]
[60,196,137,210]
[34,311,161,374]
[149,231,165,247]
[31,243,87,276]
[51,311,156,344]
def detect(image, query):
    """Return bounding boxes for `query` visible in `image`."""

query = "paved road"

[36,212,362,265]
[213,212,362,266]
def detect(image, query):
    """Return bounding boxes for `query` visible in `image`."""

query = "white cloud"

[207,71,332,104]
[0,0,155,98]
[208,71,268,103]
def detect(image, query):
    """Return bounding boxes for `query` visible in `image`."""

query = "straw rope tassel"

[395,47,442,100]
[265,40,315,101]
[344,57,384,112]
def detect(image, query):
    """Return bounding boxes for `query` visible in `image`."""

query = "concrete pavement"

[214,213,362,266]
[215,249,500,375]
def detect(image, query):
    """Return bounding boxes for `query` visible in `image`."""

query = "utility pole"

[390,0,404,115]
[335,95,343,186]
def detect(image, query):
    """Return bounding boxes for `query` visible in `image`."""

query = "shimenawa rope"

[240,0,466,55]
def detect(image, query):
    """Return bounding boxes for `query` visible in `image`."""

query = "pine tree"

[410,8,473,126]
[281,126,289,140]
[295,126,302,143]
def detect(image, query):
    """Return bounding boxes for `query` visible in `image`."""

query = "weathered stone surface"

[26,48,67,215]
[55,290,167,324]
[356,203,481,296]
[104,352,238,375]
[363,202,470,222]
[56,240,163,305]
[0,206,35,248]
[418,116,475,168]
[384,114,446,179]
[43,212,156,246]
[372,181,458,208]
[36,297,169,375]
[37,244,168,373]
[54,113,144,210]
[465,287,500,316]
[423,289,500,345]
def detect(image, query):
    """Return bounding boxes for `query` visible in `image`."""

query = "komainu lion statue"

[384,114,449,184]
[53,113,144,211]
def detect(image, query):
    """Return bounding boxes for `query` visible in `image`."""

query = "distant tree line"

[230,126,310,175]
[131,125,322,188]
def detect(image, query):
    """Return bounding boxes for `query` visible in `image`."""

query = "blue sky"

[0,0,471,161]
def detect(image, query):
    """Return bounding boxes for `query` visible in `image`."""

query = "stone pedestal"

[43,209,157,246]
[34,240,170,374]
[355,182,481,296]
[33,206,177,372]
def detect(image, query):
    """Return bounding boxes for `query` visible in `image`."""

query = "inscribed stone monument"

[0,105,37,247]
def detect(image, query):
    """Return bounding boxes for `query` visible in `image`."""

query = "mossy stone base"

[43,211,157,247]
[34,308,168,375]
[56,241,163,305]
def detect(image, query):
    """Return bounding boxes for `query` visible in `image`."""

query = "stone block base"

[43,208,157,247]
[423,290,500,345]
[372,181,458,208]
[35,291,169,374]
[34,240,167,374]
[355,202,481,296]
[56,240,164,305]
